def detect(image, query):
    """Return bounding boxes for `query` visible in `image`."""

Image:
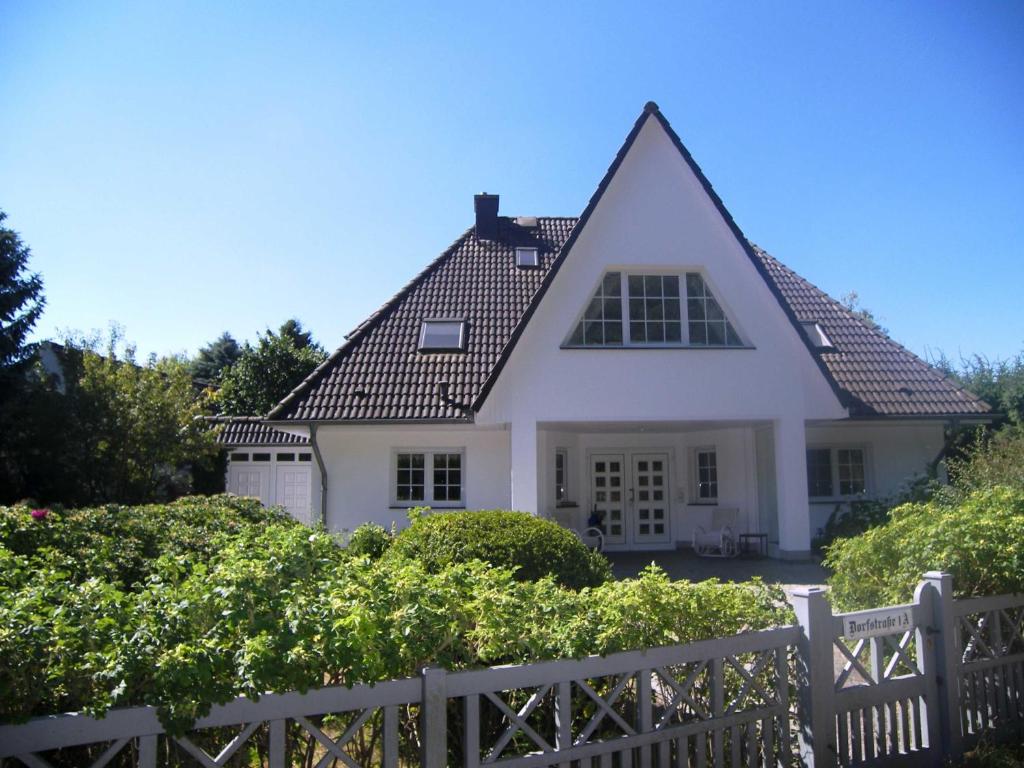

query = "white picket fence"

[0,571,1021,767]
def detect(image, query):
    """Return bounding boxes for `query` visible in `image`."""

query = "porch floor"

[605,550,829,596]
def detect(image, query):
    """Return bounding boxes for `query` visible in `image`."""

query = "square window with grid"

[685,273,743,346]
[628,274,682,344]
[569,272,623,346]
[432,453,462,502]
[696,449,718,500]
[838,449,866,496]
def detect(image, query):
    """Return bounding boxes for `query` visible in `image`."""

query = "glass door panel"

[590,454,625,544]
[632,453,670,543]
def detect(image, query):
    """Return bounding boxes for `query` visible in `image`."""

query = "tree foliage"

[0,210,44,391]
[1,329,218,505]
[216,320,326,416]
[190,331,240,383]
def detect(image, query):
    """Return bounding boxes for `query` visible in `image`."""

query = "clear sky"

[1,1,1022,364]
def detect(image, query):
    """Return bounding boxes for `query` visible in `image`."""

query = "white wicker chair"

[693,508,740,558]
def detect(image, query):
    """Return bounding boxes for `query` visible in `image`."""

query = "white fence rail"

[0,572,1021,767]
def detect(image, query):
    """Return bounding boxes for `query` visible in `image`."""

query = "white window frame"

[418,319,467,352]
[516,247,539,268]
[806,445,870,500]
[564,269,747,348]
[390,448,466,508]
[555,448,569,504]
[692,446,719,503]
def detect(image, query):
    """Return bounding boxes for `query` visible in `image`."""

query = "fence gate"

[791,579,945,768]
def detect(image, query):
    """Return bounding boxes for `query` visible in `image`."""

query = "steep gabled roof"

[753,247,989,417]
[268,218,577,421]
[268,104,989,424]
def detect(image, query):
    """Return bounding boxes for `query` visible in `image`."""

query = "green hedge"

[384,509,612,589]
[825,485,1024,610]
[0,499,790,735]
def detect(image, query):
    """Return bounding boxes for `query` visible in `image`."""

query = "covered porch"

[509,418,814,559]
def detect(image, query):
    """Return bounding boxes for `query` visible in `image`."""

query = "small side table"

[738,532,768,558]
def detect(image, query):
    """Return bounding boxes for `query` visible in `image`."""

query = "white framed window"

[566,271,744,348]
[516,247,539,268]
[393,449,464,507]
[418,319,466,352]
[230,452,249,462]
[694,447,718,502]
[806,446,867,499]
[555,448,568,503]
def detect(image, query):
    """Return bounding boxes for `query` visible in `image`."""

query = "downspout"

[309,424,329,528]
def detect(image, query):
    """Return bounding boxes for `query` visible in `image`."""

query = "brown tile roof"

[752,246,989,417]
[211,417,309,446]
[268,104,989,424]
[270,218,577,421]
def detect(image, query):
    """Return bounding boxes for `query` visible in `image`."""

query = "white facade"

[245,109,965,557]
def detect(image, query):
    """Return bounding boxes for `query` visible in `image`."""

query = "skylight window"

[801,322,835,350]
[418,320,466,352]
[516,247,539,268]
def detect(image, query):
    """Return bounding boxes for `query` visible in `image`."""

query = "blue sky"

[1,1,1022,364]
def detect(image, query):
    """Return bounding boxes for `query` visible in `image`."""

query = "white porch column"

[510,420,540,515]
[773,416,812,558]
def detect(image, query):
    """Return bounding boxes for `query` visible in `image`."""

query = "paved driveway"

[606,550,830,597]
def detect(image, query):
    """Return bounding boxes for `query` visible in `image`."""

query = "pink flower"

[30,508,49,520]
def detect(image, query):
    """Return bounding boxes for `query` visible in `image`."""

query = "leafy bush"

[384,509,612,589]
[345,521,392,560]
[947,425,1024,497]
[0,499,790,741]
[825,486,1024,610]
[0,494,293,589]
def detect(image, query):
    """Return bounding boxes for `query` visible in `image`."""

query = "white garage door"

[228,465,270,505]
[276,465,312,522]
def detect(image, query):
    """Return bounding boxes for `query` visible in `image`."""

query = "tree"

[2,329,219,505]
[840,291,888,337]
[191,332,241,383]
[0,210,45,396]
[217,320,326,415]
[278,318,316,350]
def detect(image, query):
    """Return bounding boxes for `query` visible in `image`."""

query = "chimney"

[474,193,499,241]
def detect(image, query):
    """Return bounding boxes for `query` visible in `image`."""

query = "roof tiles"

[268,219,987,423]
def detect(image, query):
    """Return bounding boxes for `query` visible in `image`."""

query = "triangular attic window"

[567,271,744,347]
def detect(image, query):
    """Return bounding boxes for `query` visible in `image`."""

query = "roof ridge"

[267,226,476,420]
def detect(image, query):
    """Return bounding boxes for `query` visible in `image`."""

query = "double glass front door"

[590,452,671,545]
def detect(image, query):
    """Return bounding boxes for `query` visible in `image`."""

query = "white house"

[230,102,988,558]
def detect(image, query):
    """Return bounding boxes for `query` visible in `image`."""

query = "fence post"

[921,571,962,763]
[421,666,448,768]
[790,587,837,767]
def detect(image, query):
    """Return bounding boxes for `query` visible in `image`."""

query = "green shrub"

[346,522,392,560]
[825,485,1024,610]
[0,500,790,737]
[384,509,612,589]
[0,494,294,589]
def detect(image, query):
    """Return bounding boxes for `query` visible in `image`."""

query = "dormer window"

[566,271,744,348]
[801,321,835,351]
[418,319,466,352]
[516,247,539,268]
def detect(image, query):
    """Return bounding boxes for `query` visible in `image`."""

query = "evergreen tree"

[0,210,45,395]
[191,331,241,383]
